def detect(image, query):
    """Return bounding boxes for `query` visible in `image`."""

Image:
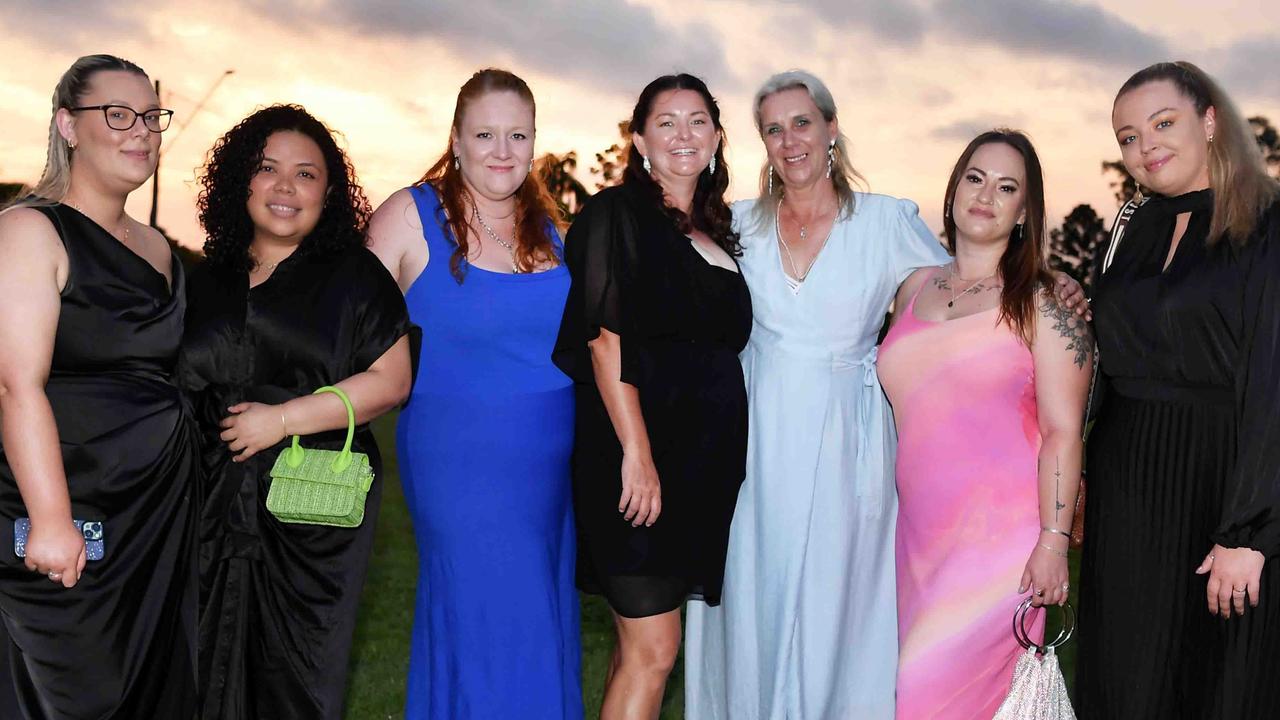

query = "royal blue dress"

[397,184,582,719]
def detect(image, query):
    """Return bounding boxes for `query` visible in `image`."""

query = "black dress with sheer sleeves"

[177,246,409,720]
[0,203,199,719]
[553,182,752,619]
[1078,189,1280,719]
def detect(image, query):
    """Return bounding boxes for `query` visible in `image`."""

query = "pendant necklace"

[948,263,997,307]
[775,197,833,294]
[473,203,520,273]
[65,199,130,246]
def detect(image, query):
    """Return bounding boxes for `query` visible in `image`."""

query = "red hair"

[417,68,561,281]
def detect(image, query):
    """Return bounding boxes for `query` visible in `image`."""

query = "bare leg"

[600,608,681,720]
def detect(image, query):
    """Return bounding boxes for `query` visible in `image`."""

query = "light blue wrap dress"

[684,193,949,720]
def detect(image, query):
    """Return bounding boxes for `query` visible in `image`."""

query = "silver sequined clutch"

[992,598,1078,720]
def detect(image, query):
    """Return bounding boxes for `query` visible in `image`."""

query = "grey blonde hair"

[7,54,149,210]
[749,69,867,231]
[1117,61,1280,245]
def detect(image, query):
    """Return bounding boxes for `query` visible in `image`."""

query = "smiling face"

[950,141,1027,246]
[758,86,836,191]
[246,130,329,247]
[632,88,719,185]
[451,90,535,203]
[59,69,162,193]
[1112,79,1215,197]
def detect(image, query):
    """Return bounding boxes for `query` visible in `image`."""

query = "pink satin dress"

[877,271,1045,720]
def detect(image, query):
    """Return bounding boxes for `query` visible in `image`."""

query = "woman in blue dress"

[367,68,581,720]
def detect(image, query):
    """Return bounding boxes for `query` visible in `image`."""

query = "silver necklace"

[472,203,520,273]
[66,199,130,246]
[775,198,833,293]
[948,263,998,307]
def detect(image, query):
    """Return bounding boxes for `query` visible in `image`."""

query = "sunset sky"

[1,0,1277,249]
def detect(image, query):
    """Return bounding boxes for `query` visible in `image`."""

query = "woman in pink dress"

[878,129,1093,719]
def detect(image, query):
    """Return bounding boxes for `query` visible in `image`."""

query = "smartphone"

[13,518,104,561]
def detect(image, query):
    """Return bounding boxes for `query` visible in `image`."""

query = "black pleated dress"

[553,183,751,619]
[177,247,409,720]
[1078,189,1280,719]
[0,204,199,719]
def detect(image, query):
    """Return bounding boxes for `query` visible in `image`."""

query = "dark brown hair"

[623,73,739,255]
[1116,61,1279,245]
[417,68,560,281]
[942,129,1053,346]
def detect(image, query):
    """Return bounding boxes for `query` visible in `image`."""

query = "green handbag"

[266,385,374,528]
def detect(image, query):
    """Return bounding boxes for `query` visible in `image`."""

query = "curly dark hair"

[197,104,371,273]
[623,73,739,255]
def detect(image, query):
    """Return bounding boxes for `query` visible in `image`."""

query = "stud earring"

[642,155,652,174]
[826,140,835,179]
[709,156,716,175]
[768,166,774,196]
[67,139,76,151]
[453,156,460,170]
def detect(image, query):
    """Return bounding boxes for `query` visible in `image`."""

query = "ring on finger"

[47,571,62,581]
[1035,589,1045,597]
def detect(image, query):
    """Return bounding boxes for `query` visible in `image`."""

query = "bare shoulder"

[897,265,939,305]
[1035,285,1093,370]
[368,188,424,247]
[0,207,64,262]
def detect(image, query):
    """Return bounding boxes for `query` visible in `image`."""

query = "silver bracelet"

[1038,543,1069,558]
[1041,527,1071,539]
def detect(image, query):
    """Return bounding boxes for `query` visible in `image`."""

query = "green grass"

[344,413,1073,718]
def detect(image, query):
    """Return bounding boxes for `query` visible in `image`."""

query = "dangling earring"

[768,166,774,196]
[453,156,460,170]
[1134,183,1145,202]
[1013,222,1024,241]
[642,155,652,174]
[826,140,835,179]
[944,202,951,219]
[528,159,534,174]
[709,155,716,175]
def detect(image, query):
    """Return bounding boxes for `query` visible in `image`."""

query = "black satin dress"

[553,183,752,618]
[1079,190,1280,719]
[0,204,199,719]
[177,246,409,720]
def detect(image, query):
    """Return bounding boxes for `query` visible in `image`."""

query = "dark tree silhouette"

[1250,116,1280,177]
[589,121,630,191]
[1101,159,1138,206]
[535,151,591,223]
[1049,204,1108,294]
[0,182,24,205]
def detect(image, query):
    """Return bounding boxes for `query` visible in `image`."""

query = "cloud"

[762,0,929,44]
[930,116,1025,142]
[0,2,154,49]
[1211,35,1280,104]
[933,0,1169,67]
[246,0,736,94]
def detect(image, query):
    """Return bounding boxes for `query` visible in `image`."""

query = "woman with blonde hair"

[1079,60,1280,718]
[0,54,197,718]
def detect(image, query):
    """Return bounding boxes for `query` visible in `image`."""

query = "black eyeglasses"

[70,105,175,133]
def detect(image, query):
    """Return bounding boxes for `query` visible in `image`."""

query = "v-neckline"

[62,204,175,297]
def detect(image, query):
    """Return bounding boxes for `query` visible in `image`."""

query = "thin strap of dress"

[905,265,943,314]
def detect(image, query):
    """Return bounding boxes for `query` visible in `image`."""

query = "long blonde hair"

[1117,61,1280,245]
[7,54,149,209]
[749,69,868,232]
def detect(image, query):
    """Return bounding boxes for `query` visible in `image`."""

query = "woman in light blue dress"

[684,70,1086,719]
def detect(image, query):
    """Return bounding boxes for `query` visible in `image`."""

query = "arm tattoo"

[1039,292,1094,369]
[1054,457,1065,521]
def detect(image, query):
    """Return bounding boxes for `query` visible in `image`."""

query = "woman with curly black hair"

[552,73,751,718]
[178,104,411,720]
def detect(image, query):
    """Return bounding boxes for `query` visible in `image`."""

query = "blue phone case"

[13,518,104,561]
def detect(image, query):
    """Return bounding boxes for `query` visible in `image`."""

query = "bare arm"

[367,188,427,292]
[0,208,85,587]
[888,266,935,328]
[589,328,661,527]
[1020,289,1094,606]
[219,336,412,461]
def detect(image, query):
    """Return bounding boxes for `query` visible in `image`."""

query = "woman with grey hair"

[683,70,1085,718]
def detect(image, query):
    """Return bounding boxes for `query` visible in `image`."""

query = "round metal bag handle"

[1012,596,1075,652]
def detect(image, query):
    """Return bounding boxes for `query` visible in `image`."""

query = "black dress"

[553,183,752,618]
[177,247,409,720]
[0,204,199,719]
[1079,190,1280,719]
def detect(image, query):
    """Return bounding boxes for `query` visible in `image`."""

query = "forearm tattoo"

[1054,457,1065,522]
[1039,293,1094,369]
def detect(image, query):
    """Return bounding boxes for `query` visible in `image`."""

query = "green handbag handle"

[280,385,357,473]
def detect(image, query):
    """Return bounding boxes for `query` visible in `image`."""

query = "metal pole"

[149,78,161,228]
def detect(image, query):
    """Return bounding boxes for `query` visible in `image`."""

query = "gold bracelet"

[280,410,288,436]
[1038,543,1069,558]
